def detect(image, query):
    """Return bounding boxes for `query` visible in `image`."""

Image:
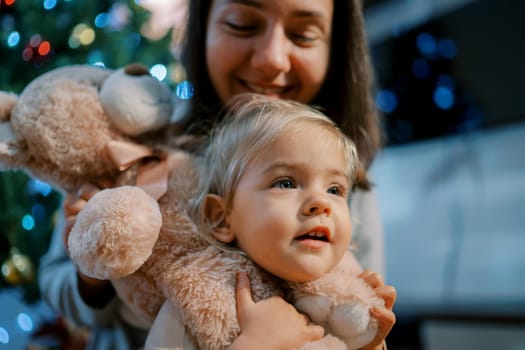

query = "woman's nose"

[251,28,291,76]
[303,195,332,216]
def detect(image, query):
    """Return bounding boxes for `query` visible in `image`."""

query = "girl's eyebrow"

[262,162,350,182]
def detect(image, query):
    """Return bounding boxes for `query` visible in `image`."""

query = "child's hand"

[359,270,397,350]
[230,272,324,350]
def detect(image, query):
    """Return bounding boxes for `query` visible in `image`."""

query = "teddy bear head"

[0,63,174,193]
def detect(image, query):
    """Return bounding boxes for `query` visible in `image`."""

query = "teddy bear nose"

[124,63,150,76]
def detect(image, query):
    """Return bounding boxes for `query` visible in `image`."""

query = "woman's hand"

[229,272,324,350]
[359,270,397,350]
[63,183,116,307]
[62,184,101,253]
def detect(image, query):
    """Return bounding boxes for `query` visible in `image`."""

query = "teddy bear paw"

[68,186,162,279]
[329,300,378,349]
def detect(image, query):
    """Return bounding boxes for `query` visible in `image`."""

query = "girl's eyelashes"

[327,184,347,198]
[270,177,296,189]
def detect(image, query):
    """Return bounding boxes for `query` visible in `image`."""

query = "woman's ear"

[204,194,235,243]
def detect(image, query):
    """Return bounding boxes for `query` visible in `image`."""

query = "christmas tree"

[0,1,186,347]
[0,0,183,299]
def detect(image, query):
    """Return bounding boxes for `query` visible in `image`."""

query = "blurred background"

[0,0,524,349]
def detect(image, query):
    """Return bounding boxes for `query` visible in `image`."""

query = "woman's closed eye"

[224,20,258,33]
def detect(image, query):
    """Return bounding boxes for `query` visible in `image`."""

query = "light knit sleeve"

[38,212,119,328]
[145,300,199,350]
[349,187,386,277]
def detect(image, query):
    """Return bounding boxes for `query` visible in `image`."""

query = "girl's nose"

[251,28,291,76]
[303,195,332,216]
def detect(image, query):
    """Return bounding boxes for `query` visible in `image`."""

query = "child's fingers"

[359,270,384,289]
[374,285,397,310]
[235,272,254,321]
[305,323,325,342]
[370,307,396,339]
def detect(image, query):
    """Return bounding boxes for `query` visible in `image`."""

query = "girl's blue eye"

[272,178,295,189]
[327,185,345,197]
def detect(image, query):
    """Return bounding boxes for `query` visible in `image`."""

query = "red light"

[38,41,51,56]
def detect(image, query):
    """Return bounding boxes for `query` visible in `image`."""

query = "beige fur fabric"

[0,64,385,350]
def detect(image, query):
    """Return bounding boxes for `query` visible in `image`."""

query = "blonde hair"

[191,94,360,248]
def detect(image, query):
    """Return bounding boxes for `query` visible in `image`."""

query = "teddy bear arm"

[162,251,241,350]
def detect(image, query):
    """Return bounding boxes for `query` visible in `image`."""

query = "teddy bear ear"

[100,65,173,137]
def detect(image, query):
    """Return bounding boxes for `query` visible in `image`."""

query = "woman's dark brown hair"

[181,0,382,174]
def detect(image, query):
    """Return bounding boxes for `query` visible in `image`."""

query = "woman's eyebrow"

[225,0,262,8]
[224,0,328,19]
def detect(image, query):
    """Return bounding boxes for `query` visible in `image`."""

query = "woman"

[39,0,395,349]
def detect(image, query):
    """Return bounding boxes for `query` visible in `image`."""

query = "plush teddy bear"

[0,64,385,349]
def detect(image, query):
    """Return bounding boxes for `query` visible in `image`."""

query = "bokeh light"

[176,81,194,100]
[376,89,398,113]
[416,32,437,56]
[22,215,35,231]
[69,23,95,48]
[150,64,167,81]
[433,86,454,110]
[43,0,57,10]
[7,31,20,47]
[38,41,51,56]
[17,313,33,332]
[0,327,9,344]
[94,13,109,28]
[28,179,53,197]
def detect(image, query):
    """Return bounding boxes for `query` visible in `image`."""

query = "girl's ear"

[204,194,235,243]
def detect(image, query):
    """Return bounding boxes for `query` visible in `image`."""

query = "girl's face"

[225,122,352,282]
[206,0,333,105]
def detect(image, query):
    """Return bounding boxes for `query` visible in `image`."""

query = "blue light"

[28,179,53,197]
[94,13,109,28]
[433,86,454,110]
[176,81,195,100]
[416,32,437,56]
[412,58,430,79]
[0,327,8,344]
[43,0,58,10]
[17,313,34,332]
[22,215,35,231]
[438,38,457,59]
[7,31,20,47]
[375,89,398,113]
[150,64,167,81]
